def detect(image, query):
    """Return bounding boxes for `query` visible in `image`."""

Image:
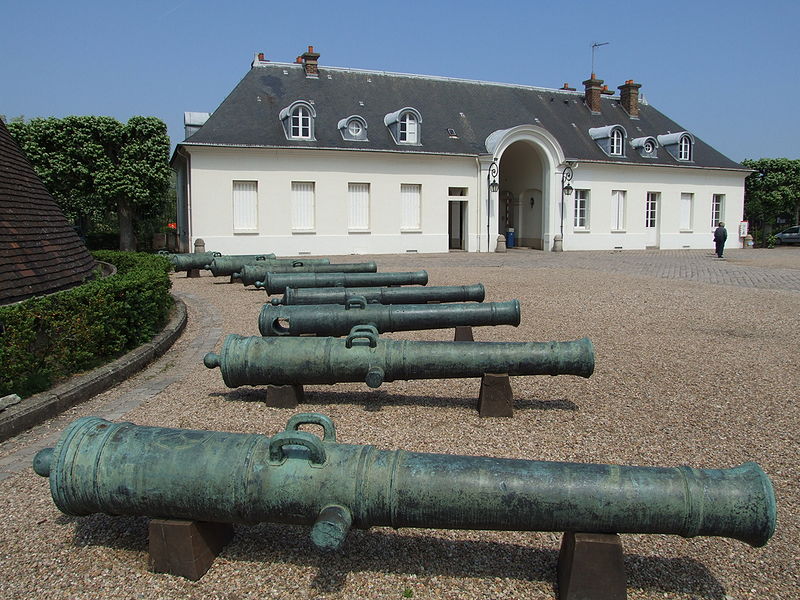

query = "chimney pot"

[618,79,643,117]
[300,45,321,77]
[582,74,604,113]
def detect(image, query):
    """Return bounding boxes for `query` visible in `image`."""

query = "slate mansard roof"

[0,120,96,305]
[181,61,744,171]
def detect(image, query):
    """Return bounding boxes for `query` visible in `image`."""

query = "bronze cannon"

[258,298,520,337]
[33,413,776,552]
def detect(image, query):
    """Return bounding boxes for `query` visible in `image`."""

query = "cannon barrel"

[167,251,222,272]
[204,255,279,276]
[235,261,378,287]
[33,414,777,551]
[263,270,429,295]
[204,326,594,388]
[258,298,520,337]
[270,283,486,305]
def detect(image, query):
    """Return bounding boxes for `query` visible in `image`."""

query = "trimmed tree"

[8,115,171,250]
[742,158,800,240]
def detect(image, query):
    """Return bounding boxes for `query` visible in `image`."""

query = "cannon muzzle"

[205,326,594,388]
[269,283,486,305]
[34,414,777,550]
[262,271,428,295]
[258,298,520,336]
[167,251,222,272]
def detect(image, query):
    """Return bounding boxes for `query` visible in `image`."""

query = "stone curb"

[0,296,188,443]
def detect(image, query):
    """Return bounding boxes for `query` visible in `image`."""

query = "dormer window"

[279,100,316,141]
[610,128,624,155]
[679,135,692,161]
[338,115,368,141]
[588,125,627,158]
[384,107,422,145]
[630,136,658,158]
[399,112,418,143]
[657,131,695,162]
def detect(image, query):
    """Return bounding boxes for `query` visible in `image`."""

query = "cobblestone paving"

[369,247,800,293]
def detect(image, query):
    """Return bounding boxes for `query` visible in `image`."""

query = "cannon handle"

[269,431,326,465]
[285,413,337,441]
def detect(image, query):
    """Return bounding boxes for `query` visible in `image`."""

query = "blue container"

[506,229,516,248]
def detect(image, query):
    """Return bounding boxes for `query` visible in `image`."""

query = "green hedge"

[0,252,173,398]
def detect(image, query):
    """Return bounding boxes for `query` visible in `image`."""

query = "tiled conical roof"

[0,120,97,305]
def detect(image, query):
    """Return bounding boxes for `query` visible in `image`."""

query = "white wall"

[186,147,479,256]
[559,163,747,251]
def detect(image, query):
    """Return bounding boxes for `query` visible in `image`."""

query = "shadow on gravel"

[60,505,724,598]
[225,523,725,599]
[210,389,579,412]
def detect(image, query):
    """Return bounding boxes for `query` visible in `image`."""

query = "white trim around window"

[400,183,421,230]
[348,182,370,231]
[680,192,693,231]
[232,180,258,233]
[291,181,315,231]
[611,190,626,231]
[574,189,589,230]
[711,194,725,228]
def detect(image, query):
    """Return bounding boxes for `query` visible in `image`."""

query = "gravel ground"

[1,249,798,600]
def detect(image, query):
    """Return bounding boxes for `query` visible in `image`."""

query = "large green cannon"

[270,283,486,306]
[167,251,223,272]
[258,298,520,337]
[206,256,331,277]
[262,270,429,295]
[33,413,776,552]
[234,261,378,287]
[204,325,594,388]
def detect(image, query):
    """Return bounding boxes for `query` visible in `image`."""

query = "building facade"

[172,48,748,255]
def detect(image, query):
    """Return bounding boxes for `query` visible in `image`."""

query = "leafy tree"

[742,158,800,240]
[8,116,171,250]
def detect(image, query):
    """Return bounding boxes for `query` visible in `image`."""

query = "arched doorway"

[498,141,546,249]
[484,125,566,252]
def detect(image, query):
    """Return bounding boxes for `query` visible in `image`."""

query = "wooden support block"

[477,373,513,417]
[454,325,474,341]
[148,519,234,581]
[187,269,201,278]
[264,384,304,408]
[557,532,627,600]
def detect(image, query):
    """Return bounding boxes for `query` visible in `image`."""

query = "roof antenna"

[591,41,610,75]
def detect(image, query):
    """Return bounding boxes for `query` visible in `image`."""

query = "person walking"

[714,221,727,258]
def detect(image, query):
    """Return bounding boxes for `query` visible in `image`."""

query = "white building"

[172,47,748,255]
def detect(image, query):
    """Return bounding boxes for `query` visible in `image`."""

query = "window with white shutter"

[611,190,626,231]
[680,193,693,231]
[291,181,315,231]
[232,181,258,233]
[348,183,370,230]
[400,184,421,230]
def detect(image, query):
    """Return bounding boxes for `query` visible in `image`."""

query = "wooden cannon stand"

[261,325,515,417]
[148,518,626,598]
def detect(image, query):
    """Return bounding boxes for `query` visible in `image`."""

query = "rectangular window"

[348,183,370,230]
[400,184,421,230]
[574,189,589,229]
[611,190,626,230]
[711,194,725,227]
[680,193,693,230]
[232,181,258,232]
[291,181,315,230]
[645,192,659,228]
[448,187,468,197]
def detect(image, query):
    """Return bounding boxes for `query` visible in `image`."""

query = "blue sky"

[2,0,797,162]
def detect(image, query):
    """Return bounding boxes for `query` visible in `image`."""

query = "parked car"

[775,226,800,245]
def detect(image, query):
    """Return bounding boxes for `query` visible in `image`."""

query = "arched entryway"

[498,141,546,249]
[484,125,566,252]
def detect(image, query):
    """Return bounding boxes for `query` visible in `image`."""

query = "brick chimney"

[300,45,320,77]
[618,80,642,117]
[583,74,604,113]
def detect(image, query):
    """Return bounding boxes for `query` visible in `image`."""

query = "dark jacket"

[714,226,727,243]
